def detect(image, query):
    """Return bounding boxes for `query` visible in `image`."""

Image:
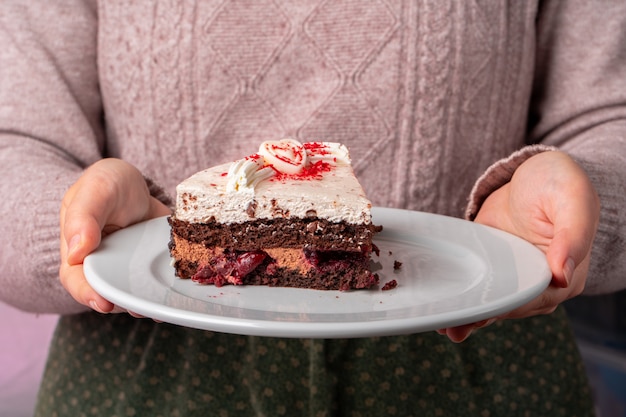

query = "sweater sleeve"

[466,0,626,296]
[0,1,104,313]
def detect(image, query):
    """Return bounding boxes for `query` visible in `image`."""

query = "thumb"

[545,228,578,288]
[63,192,171,265]
[61,159,162,264]
[537,152,599,289]
[62,179,119,265]
[64,216,132,266]
[545,202,598,289]
[59,180,118,312]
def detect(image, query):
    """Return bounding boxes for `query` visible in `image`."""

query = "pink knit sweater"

[1,0,624,314]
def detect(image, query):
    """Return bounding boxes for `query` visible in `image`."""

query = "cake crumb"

[393,260,402,270]
[381,280,397,291]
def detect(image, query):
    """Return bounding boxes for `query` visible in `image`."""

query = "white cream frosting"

[174,139,373,225]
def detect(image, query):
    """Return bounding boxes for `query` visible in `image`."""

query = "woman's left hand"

[438,151,600,342]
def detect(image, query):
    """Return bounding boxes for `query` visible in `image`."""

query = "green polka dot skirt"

[35,306,594,416]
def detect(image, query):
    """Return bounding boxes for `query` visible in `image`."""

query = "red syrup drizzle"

[224,142,339,182]
[246,154,263,162]
[267,142,306,167]
[270,160,333,181]
[269,142,336,181]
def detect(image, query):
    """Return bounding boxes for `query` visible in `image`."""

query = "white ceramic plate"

[84,207,551,338]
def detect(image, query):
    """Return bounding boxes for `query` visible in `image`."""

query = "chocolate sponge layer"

[168,217,381,252]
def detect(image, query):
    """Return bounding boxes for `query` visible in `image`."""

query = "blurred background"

[565,291,626,417]
[0,302,57,417]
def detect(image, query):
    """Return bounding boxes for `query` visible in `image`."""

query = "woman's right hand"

[59,158,172,314]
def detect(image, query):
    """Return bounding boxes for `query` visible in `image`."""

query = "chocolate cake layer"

[169,217,381,252]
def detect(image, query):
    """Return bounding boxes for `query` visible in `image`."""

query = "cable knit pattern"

[3,1,624,415]
[98,0,538,217]
[1,0,625,309]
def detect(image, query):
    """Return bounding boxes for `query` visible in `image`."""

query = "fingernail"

[89,300,106,314]
[457,329,473,343]
[563,257,575,286]
[477,318,497,329]
[68,234,81,257]
[128,311,145,319]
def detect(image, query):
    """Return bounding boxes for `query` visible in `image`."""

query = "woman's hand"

[439,151,600,342]
[59,158,171,314]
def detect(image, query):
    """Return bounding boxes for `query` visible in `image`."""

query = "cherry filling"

[191,248,378,290]
[192,251,268,286]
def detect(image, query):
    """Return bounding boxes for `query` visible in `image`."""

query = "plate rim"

[84,207,551,338]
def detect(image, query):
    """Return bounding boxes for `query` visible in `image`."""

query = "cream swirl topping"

[307,141,350,165]
[226,139,352,193]
[258,138,308,175]
[226,156,275,193]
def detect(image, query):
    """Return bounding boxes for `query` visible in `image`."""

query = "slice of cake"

[168,138,381,290]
